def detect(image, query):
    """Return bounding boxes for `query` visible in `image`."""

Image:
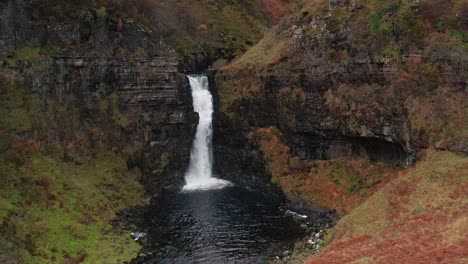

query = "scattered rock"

[130,232,146,241]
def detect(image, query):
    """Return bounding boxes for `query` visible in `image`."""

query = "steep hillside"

[213,0,466,184]
[212,0,467,262]
[217,0,467,154]
[308,150,467,264]
[97,0,294,70]
[0,78,146,263]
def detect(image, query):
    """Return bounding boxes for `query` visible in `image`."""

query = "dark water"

[140,186,307,264]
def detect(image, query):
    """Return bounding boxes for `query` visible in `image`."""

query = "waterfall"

[183,75,230,191]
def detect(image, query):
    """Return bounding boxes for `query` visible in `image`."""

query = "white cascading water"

[182,75,231,191]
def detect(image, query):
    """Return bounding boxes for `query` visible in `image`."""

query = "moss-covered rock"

[0,77,147,263]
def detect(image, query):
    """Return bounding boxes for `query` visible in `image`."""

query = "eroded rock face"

[39,56,197,192]
[0,0,196,192]
[212,0,466,180]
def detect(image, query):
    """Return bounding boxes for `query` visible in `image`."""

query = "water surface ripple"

[142,186,306,264]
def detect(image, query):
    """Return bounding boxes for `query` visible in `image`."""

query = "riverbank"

[274,150,467,263]
[0,152,148,263]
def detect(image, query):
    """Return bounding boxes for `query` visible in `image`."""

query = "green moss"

[381,45,402,63]
[368,2,399,36]
[0,190,20,219]
[436,18,446,30]
[5,58,18,68]
[329,162,363,194]
[0,82,33,133]
[109,93,130,129]
[152,152,171,175]
[96,7,107,18]
[397,4,422,38]
[445,129,456,138]
[368,13,381,35]
[362,0,428,46]
[321,231,334,247]
[16,47,41,62]
[1,153,145,263]
[0,78,145,263]
[4,47,42,68]
[451,30,468,43]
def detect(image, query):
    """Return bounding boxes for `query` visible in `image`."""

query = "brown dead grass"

[307,150,468,264]
[249,127,398,214]
[249,127,468,263]
[223,30,292,70]
[258,0,292,21]
[248,127,291,182]
[217,72,265,116]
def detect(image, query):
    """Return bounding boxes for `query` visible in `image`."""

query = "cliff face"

[0,0,197,192]
[39,56,197,191]
[214,0,466,172]
[209,4,467,261]
[1,1,295,261]
[92,0,294,71]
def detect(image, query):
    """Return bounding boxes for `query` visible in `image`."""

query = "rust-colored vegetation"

[258,0,292,21]
[307,150,468,264]
[248,127,399,214]
[249,129,468,263]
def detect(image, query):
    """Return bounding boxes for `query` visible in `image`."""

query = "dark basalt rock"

[0,0,197,193]
[211,0,466,178]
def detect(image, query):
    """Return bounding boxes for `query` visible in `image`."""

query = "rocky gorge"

[0,0,467,263]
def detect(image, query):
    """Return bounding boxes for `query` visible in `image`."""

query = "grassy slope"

[0,78,146,263]
[249,128,468,263]
[307,150,468,264]
[155,0,294,61]
[151,0,267,60]
[227,0,467,69]
[99,0,294,67]
[223,0,328,70]
[222,29,293,70]
[1,154,145,264]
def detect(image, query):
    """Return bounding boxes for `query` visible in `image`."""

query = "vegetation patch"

[0,75,145,263]
[97,0,292,68]
[224,30,292,70]
[307,150,468,263]
[216,72,265,116]
[0,153,145,263]
[4,47,42,68]
[248,127,398,214]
